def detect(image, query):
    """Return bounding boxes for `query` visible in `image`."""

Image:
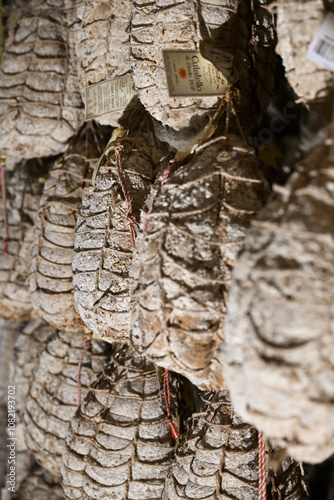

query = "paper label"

[85,75,137,120]
[200,42,234,79]
[308,12,334,71]
[163,50,228,97]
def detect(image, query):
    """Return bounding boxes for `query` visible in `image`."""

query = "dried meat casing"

[0,0,83,159]
[0,159,48,322]
[129,0,275,134]
[30,123,109,332]
[23,330,108,476]
[12,465,65,500]
[131,135,270,390]
[271,0,332,105]
[61,344,176,500]
[222,143,334,464]
[72,136,164,341]
[13,319,56,416]
[163,391,309,500]
[72,0,132,126]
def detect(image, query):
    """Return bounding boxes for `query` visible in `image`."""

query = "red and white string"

[258,431,267,500]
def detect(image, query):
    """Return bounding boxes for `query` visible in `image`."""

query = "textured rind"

[13,466,64,500]
[23,330,108,476]
[0,0,83,159]
[0,159,47,322]
[130,0,275,133]
[269,457,310,500]
[30,124,109,332]
[131,135,270,390]
[13,318,56,415]
[72,0,132,126]
[163,391,260,500]
[162,392,309,500]
[221,143,334,464]
[73,136,165,340]
[272,0,332,104]
[61,344,176,500]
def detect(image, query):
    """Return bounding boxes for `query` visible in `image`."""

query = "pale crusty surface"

[162,391,260,500]
[129,0,276,133]
[222,144,334,464]
[272,0,333,103]
[23,330,108,476]
[13,466,65,500]
[0,0,83,159]
[0,159,47,322]
[30,123,109,332]
[73,136,165,341]
[61,344,176,500]
[163,391,309,500]
[72,0,132,126]
[131,135,270,390]
[13,318,56,415]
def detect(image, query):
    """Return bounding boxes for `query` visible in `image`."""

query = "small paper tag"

[85,75,137,120]
[308,12,334,71]
[163,50,228,97]
[200,41,234,79]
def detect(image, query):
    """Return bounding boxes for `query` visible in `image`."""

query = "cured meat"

[0,0,83,159]
[131,135,270,390]
[72,134,166,340]
[163,391,309,500]
[271,1,333,106]
[0,158,48,322]
[222,143,334,464]
[23,330,108,476]
[129,0,276,134]
[30,123,109,331]
[13,319,56,415]
[61,344,176,500]
[72,0,132,126]
[12,465,64,500]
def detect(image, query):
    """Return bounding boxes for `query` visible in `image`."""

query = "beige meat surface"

[30,123,109,331]
[72,0,133,126]
[131,135,270,390]
[272,0,333,107]
[61,344,176,500]
[23,330,108,476]
[221,143,334,464]
[0,0,83,159]
[130,0,276,135]
[0,159,48,322]
[163,391,309,500]
[72,134,166,341]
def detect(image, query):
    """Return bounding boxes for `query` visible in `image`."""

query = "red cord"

[163,369,180,439]
[258,431,267,500]
[0,158,9,256]
[77,333,92,406]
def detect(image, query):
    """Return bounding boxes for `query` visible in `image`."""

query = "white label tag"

[308,12,334,71]
[85,75,137,120]
[163,50,228,97]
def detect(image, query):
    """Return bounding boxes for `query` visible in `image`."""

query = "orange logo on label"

[178,68,187,79]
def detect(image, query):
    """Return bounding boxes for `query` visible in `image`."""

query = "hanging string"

[258,431,267,500]
[77,333,92,406]
[143,158,178,237]
[0,155,9,256]
[114,144,136,248]
[162,369,180,439]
